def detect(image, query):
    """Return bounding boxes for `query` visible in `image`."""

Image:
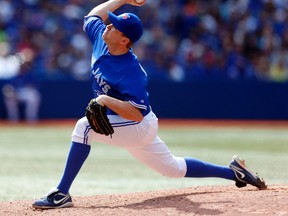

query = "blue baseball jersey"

[83,16,151,116]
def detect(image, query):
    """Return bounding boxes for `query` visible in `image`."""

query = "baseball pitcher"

[32,0,266,209]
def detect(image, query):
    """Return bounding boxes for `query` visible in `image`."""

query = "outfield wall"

[0,80,287,120]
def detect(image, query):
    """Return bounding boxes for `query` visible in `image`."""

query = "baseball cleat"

[32,188,74,209]
[229,155,267,190]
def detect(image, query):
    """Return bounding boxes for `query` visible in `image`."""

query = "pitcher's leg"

[184,157,234,180]
[57,141,91,194]
[32,116,91,210]
[127,135,234,180]
[127,136,187,178]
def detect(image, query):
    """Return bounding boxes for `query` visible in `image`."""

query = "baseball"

[135,0,144,4]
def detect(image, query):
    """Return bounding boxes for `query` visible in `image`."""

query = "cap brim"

[107,11,123,33]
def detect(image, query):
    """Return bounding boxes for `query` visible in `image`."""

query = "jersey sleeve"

[120,73,149,112]
[83,16,108,62]
[83,16,105,45]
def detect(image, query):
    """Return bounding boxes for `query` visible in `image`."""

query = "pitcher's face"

[102,24,127,45]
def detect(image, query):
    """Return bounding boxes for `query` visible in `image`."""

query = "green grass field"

[0,121,288,201]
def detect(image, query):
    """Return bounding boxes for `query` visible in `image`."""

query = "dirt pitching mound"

[1,185,287,216]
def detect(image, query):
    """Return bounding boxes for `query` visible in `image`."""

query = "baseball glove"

[85,98,114,136]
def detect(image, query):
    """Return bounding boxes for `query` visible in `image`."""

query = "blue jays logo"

[92,68,111,94]
[121,13,130,20]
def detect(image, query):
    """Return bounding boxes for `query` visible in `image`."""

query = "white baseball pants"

[72,111,187,178]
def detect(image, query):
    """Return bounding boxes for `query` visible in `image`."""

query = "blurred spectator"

[1,47,41,123]
[269,48,288,82]
[0,42,20,79]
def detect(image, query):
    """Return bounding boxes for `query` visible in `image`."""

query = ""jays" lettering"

[92,69,111,94]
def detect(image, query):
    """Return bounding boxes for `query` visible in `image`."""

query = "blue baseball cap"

[108,11,143,43]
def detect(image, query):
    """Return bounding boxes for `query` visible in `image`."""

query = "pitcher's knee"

[160,156,187,178]
[71,117,91,144]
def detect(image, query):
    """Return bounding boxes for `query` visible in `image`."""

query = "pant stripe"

[83,125,91,144]
[112,121,139,127]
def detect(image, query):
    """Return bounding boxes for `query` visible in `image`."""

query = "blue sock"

[57,142,91,194]
[184,157,235,180]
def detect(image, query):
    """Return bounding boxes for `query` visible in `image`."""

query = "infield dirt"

[0,185,287,216]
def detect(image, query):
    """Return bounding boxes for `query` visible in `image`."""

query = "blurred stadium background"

[0,0,288,121]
